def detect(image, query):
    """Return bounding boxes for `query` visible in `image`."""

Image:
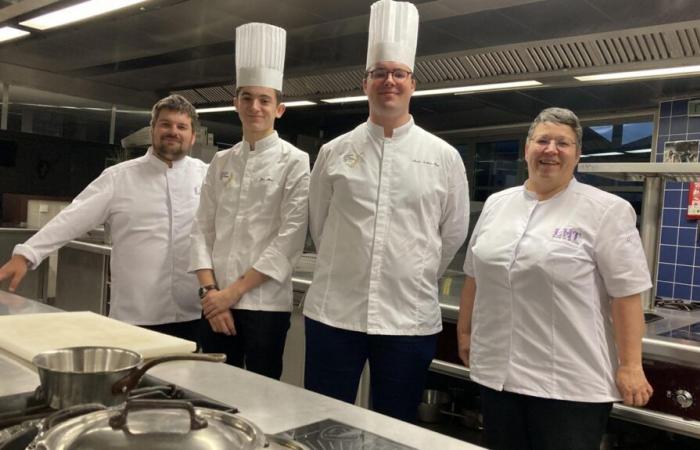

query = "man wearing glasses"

[303,0,469,422]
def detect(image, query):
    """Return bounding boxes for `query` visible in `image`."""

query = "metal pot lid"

[34,400,265,450]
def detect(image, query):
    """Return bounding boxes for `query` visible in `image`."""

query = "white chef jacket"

[14,149,208,325]
[189,132,309,312]
[304,118,469,335]
[464,178,652,402]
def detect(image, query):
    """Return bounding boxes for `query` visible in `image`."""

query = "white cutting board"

[0,311,196,364]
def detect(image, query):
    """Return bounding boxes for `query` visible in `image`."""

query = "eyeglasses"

[530,136,577,151]
[366,68,413,81]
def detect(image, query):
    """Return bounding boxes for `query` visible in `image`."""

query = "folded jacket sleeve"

[188,155,220,272]
[253,152,311,283]
[14,170,114,269]
[438,151,470,277]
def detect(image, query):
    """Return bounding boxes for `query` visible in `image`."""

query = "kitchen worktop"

[0,294,484,450]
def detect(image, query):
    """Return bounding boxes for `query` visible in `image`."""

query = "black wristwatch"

[198,284,219,299]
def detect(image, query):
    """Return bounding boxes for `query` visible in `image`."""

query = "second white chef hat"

[366,0,419,71]
[236,22,286,91]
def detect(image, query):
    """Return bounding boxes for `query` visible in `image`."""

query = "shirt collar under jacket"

[242,131,279,154]
[146,146,189,170]
[523,176,578,201]
[366,116,414,142]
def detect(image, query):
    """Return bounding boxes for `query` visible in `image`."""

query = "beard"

[153,136,189,161]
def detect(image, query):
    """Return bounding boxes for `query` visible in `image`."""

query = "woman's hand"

[457,324,471,367]
[616,364,653,406]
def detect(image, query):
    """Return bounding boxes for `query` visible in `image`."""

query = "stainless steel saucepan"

[32,346,226,409]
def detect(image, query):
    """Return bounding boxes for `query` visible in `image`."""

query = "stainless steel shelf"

[578,162,700,182]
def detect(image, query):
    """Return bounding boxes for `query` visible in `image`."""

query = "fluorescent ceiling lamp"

[284,100,316,107]
[624,148,652,154]
[197,106,235,114]
[321,95,368,104]
[20,0,148,31]
[575,65,700,82]
[0,26,29,43]
[579,152,624,158]
[417,80,542,97]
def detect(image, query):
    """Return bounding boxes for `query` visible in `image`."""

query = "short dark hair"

[527,107,583,150]
[234,87,283,104]
[150,94,199,131]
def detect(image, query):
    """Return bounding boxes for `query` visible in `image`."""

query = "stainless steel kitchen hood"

[578,162,700,182]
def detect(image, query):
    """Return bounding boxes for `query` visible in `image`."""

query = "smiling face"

[234,86,285,140]
[151,109,196,163]
[363,61,416,124]
[524,121,580,196]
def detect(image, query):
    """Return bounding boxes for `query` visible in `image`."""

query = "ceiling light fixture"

[624,148,652,154]
[196,106,236,114]
[579,152,624,158]
[0,26,29,43]
[321,95,368,104]
[575,65,700,82]
[284,100,317,107]
[20,0,149,31]
[417,80,542,97]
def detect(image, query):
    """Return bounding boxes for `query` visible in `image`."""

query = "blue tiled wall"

[656,97,700,301]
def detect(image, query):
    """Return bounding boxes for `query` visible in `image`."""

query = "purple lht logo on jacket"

[552,227,581,243]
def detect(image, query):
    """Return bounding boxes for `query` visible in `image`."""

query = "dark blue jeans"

[200,309,291,380]
[480,386,613,450]
[304,317,438,423]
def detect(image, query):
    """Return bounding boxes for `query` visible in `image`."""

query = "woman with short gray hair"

[457,107,653,450]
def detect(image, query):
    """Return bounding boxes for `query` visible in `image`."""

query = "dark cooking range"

[0,377,237,450]
[279,418,417,450]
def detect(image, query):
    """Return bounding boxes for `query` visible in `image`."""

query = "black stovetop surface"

[279,418,417,450]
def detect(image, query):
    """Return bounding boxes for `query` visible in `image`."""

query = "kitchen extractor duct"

[120,126,151,149]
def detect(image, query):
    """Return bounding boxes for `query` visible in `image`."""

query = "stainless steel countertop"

[147,361,483,449]
[0,294,482,450]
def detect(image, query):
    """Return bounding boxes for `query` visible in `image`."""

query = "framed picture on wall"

[664,140,700,163]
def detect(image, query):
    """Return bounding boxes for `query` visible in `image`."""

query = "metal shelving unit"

[577,162,700,309]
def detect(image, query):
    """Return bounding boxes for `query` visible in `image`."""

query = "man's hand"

[616,364,653,406]
[208,310,236,336]
[0,255,30,292]
[202,287,242,320]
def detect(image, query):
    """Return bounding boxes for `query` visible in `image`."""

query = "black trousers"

[199,309,291,380]
[480,386,613,450]
[140,319,200,345]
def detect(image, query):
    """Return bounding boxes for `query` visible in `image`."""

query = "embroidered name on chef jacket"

[552,227,581,243]
[412,159,440,167]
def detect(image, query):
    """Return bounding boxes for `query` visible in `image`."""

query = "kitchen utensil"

[32,346,225,408]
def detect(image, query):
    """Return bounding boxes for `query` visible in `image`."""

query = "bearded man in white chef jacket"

[0,95,208,342]
[189,23,310,380]
[303,0,469,422]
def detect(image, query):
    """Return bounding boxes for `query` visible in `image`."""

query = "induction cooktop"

[279,418,417,450]
[659,321,700,342]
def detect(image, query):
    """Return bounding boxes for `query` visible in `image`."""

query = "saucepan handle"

[111,353,226,395]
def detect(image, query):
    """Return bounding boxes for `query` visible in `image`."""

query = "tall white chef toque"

[236,22,286,91]
[366,0,419,71]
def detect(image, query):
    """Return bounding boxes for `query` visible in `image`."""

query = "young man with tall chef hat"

[0,95,208,341]
[189,22,310,380]
[303,0,470,422]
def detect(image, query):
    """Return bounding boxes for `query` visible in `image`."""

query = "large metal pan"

[32,400,266,450]
[32,346,226,409]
